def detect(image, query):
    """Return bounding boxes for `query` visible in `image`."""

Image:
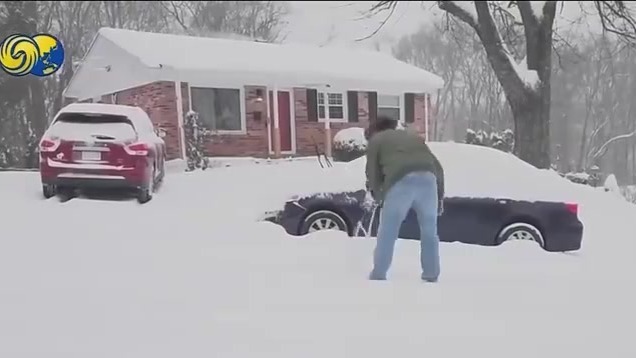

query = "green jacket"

[365,129,444,202]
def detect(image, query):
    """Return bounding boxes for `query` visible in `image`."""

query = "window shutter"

[405,93,415,123]
[347,91,359,123]
[307,89,318,122]
[368,91,377,123]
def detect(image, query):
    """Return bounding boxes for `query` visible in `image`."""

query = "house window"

[377,94,401,122]
[318,92,346,121]
[190,87,243,131]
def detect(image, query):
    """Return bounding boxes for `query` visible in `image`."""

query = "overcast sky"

[283,1,434,49]
[282,1,603,52]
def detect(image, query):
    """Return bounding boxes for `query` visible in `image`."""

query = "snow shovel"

[364,189,382,239]
[357,189,381,239]
[365,203,379,239]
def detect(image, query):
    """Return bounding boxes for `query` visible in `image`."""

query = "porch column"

[424,92,430,142]
[272,87,282,158]
[174,81,187,159]
[324,92,332,158]
[324,119,332,158]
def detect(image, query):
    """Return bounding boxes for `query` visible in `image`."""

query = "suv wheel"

[42,184,56,199]
[137,167,155,204]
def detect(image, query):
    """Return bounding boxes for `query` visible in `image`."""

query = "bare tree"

[394,22,463,140]
[394,19,511,142]
[369,1,636,169]
[160,1,290,42]
[0,0,291,168]
[98,1,170,32]
[0,1,47,167]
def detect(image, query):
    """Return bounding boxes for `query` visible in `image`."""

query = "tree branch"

[592,130,636,160]
[470,1,526,100]
[355,1,397,42]
[438,1,478,29]
[594,1,636,42]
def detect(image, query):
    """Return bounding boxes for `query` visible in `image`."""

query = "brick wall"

[408,94,429,139]
[294,89,371,157]
[74,82,432,159]
[198,86,376,158]
[112,81,182,160]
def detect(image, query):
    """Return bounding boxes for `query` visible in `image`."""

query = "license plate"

[81,151,101,161]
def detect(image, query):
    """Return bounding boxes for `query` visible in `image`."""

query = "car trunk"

[47,113,139,168]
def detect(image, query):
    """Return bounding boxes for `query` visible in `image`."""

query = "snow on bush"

[604,174,620,194]
[465,128,514,153]
[333,127,367,150]
[601,175,636,204]
[621,185,636,204]
[564,172,592,185]
[333,127,368,162]
[331,123,414,162]
[562,166,602,187]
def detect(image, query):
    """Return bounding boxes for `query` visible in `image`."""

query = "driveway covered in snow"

[1,156,636,358]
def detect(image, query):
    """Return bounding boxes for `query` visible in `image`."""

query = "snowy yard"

[2,152,636,358]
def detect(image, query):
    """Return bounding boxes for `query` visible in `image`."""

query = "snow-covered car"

[264,142,584,252]
[38,103,166,203]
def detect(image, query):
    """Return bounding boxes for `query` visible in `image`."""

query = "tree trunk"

[437,1,558,169]
[510,90,551,168]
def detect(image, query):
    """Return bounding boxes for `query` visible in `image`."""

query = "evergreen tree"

[184,110,210,171]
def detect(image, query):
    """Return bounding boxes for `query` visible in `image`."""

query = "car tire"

[42,184,56,199]
[498,222,545,248]
[155,161,165,190]
[137,167,155,204]
[300,210,349,235]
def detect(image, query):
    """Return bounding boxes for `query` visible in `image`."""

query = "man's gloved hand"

[437,199,444,216]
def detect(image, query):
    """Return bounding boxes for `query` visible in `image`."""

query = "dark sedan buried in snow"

[263,142,584,253]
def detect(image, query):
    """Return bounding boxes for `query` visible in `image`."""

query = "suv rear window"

[50,113,138,142]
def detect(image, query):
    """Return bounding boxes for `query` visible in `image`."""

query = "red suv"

[39,103,166,203]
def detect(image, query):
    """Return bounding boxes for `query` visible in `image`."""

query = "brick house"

[63,28,444,160]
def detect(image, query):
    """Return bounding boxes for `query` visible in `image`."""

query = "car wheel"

[300,210,348,235]
[137,167,155,204]
[498,222,545,248]
[42,184,56,199]
[155,160,165,189]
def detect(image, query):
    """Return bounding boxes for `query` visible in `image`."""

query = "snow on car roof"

[345,141,584,203]
[53,103,151,129]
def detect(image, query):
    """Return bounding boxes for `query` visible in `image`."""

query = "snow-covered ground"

[1,145,636,358]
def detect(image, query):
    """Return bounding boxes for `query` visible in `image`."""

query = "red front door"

[269,90,292,152]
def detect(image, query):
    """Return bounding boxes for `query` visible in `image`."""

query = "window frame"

[188,85,247,135]
[317,91,348,123]
[377,94,404,124]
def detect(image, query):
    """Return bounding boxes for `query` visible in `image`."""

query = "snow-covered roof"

[64,27,444,100]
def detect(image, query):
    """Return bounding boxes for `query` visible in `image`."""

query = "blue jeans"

[370,171,440,281]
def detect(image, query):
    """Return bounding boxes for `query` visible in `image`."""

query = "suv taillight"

[124,142,150,156]
[39,137,60,152]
